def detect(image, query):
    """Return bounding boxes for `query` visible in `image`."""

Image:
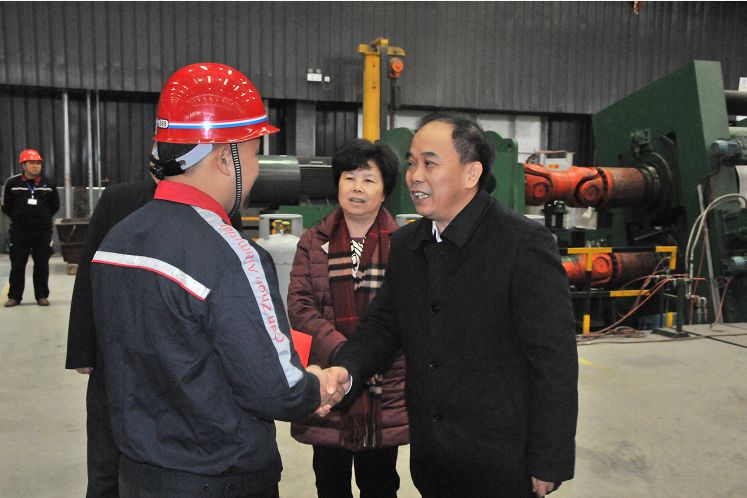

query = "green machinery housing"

[590,60,746,323]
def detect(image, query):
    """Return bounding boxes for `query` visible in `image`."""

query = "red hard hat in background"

[19,149,43,163]
[153,62,279,144]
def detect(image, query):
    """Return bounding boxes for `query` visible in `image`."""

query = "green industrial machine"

[591,60,747,323]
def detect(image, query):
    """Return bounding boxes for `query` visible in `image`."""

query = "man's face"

[23,161,42,178]
[238,139,261,202]
[405,120,478,229]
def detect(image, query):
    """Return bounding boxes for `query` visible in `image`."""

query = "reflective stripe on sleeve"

[92,250,210,300]
[192,206,304,388]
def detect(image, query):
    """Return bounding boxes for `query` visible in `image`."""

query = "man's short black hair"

[149,142,199,178]
[417,112,495,191]
[331,139,400,198]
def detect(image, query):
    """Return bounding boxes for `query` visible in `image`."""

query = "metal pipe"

[86,92,94,216]
[725,90,747,116]
[379,46,388,137]
[95,91,102,188]
[696,184,721,323]
[262,99,270,156]
[62,91,72,218]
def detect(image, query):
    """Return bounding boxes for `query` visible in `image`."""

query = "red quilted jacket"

[287,207,409,449]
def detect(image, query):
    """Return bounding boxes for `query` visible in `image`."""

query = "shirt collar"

[154,180,231,224]
[431,221,443,243]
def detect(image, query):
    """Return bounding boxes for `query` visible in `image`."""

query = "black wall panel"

[0,87,62,185]
[315,103,359,157]
[547,115,594,167]
[0,87,157,188]
[2,2,746,114]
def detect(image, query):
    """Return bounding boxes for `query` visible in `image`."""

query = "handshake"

[306,365,351,417]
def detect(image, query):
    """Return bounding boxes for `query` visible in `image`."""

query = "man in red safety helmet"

[88,63,349,497]
[2,149,60,307]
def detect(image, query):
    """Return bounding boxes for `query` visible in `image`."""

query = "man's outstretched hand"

[532,477,555,497]
[306,365,351,417]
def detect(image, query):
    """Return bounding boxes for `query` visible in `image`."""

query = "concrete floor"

[1,254,746,497]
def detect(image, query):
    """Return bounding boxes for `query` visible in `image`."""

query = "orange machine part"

[389,57,404,78]
[563,253,614,287]
[524,163,648,208]
[563,252,659,288]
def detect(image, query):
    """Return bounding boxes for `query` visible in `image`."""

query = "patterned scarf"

[328,207,391,449]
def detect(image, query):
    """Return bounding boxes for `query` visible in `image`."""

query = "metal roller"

[725,90,747,116]
[248,156,335,207]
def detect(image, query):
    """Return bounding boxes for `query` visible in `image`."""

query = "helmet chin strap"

[229,143,243,219]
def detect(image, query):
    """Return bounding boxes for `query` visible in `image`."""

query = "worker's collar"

[21,173,41,185]
[154,180,231,225]
[410,189,491,250]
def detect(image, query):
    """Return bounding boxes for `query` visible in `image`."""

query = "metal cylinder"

[726,255,747,274]
[711,139,747,160]
[95,91,102,189]
[86,92,94,215]
[599,167,650,208]
[725,90,747,116]
[255,214,303,312]
[63,91,72,218]
[248,156,335,207]
[562,252,659,288]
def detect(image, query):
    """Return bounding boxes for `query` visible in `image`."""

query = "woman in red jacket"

[287,139,408,498]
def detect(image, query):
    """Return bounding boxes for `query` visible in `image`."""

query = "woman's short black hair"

[417,112,496,191]
[331,139,400,197]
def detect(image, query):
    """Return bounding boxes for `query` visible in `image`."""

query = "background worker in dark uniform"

[1,148,60,307]
[66,173,244,498]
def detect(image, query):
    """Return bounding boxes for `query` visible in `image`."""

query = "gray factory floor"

[1,254,746,498]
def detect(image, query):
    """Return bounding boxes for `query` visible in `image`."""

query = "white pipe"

[62,91,72,219]
[95,90,102,189]
[86,92,94,216]
[262,99,270,156]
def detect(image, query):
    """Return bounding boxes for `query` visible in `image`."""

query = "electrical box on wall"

[306,68,323,82]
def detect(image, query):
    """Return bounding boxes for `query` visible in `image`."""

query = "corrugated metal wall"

[3,1,747,190]
[2,2,746,113]
[315,103,359,157]
[0,87,157,188]
[547,115,594,166]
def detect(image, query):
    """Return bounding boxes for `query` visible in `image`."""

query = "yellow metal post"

[360,48,382,141]
[358,38,405,142]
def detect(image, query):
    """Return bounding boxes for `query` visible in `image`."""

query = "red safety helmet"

[153,62,279,144]
[19,149,43,163]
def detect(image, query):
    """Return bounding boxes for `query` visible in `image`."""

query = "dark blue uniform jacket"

[91,181,320,483]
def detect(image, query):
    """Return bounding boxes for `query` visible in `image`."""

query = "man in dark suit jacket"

[65,177,244,497]
[330,113,578,497]
[66,179,157,498]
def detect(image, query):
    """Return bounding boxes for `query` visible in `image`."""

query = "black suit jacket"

[65,181,158,368]
[334,190,579,497]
